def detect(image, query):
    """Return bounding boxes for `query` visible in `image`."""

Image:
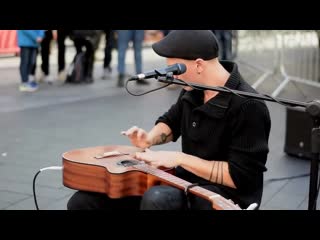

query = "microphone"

[129,63,187,81]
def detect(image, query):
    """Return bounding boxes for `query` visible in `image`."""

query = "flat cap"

[152,30,219,60]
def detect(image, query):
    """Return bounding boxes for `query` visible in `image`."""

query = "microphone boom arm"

[157,76,307,108]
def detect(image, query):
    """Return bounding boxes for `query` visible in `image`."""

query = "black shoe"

[117,74,124,87]
[102,67,112,80]
[136,79,150,85]
[84,76,94,84]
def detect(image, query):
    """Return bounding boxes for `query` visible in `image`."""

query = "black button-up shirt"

[156,61,271,208]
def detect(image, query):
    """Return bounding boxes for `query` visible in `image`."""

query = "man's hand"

[36,37,43,43]
[121,126,151,149]
[134,148,182,168]
[52,30,58,40]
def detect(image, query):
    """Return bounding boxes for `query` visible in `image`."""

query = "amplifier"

[284,107,313,159]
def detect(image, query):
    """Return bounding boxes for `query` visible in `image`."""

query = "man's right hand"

[121,126,152,149]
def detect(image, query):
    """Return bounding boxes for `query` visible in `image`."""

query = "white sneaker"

[19,83,29,92]
[44,76,53,84]
[38,74,52,84]
[38,72,45,83]
[19,82,38,92]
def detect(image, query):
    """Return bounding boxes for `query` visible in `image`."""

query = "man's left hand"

[134,149,183,168]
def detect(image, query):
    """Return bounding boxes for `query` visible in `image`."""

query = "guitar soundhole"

[117,159,140,167]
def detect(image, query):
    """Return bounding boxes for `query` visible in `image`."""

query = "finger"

[145,148,151,153]
[136,129,146,140]
[121,126,138,136]
[125,126,139,136]
[150,162,160,168]
[134,152,143,160]
[135,152,152,163]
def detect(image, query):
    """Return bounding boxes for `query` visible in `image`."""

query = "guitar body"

[62,145,173,198]
[62,145,245,210]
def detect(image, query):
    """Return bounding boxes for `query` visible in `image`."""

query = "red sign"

[0,30,20,55]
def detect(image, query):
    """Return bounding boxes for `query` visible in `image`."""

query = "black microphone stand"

[157,73,320,210]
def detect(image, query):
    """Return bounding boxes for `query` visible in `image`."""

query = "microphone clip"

[157,72,174,83]
[165,72,174,79]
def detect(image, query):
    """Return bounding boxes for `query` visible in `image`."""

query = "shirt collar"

[181,61,241,119]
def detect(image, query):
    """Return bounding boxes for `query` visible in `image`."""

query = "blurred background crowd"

[0,30,236,91]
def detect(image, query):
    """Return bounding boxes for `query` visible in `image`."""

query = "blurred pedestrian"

[212,30,232,60]
[31,30,70,83]
[101,30,114,79]
[117,30,147,87]
[69,30,103,83]
[17,30,44,92]
[38,30,54,83]
[56,29,71,81]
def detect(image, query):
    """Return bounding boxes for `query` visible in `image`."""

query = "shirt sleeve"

[21,30,44,44]
[155,89,185,142]
[228,100,271,192]
[36,30,45,39]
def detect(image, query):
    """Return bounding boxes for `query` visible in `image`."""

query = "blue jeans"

[140,185,214,210]
[19,47,37,83]
[67,185,215,210]
[117,30,144,75]
[213,30,232,60]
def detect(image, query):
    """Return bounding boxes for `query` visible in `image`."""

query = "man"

[101,30,114,79]
[33,30,70,83]
[116,30,148,87]
[67,30,271,210]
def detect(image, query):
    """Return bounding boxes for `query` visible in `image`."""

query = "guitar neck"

[134,164,241,210]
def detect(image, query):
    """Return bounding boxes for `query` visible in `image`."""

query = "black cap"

[152,30,219,60]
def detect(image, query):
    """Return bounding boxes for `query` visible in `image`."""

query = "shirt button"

[192,122,197,127]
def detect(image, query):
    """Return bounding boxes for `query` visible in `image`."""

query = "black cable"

[163,76,295,109]
[264,173,310,183]
[32,166,63,210]
[125,78,173,96]
[311,173,320,210]
[157,76,308,109]
[193,81,294,108]
[33,170,41,210]
[126,73,303,110]
[184,183,199,209]
[219,86,245,98]
[265,171,320,210]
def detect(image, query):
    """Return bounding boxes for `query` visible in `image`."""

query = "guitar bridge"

[94,151,130,159]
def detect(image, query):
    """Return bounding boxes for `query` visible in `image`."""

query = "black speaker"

[284,107,313,159]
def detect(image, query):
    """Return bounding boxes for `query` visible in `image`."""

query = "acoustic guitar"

[62,145,243,210]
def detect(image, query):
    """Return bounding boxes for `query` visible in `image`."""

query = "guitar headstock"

[209,195,242,210]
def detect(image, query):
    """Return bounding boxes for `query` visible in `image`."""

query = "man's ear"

[195,58,205,74]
